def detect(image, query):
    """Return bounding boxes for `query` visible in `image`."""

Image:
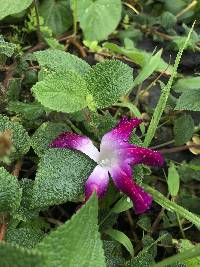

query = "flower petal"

[50,132,99,162]
[121,145,164,167]
[110,164,153,214]
[85,165,109,200]
[101,117,142,150]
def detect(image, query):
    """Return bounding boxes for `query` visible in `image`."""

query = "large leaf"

[39,0,72,36]
[31,148,96,208]
[173,76,200,92]
[32,70,88,113]
[86,60,134,108]
[34,49,91,76]
[0,242,45,267]
[35,195,106,267]
[0,167,22,213]
[0,0,33,20]
[175,89,200,111]
[76,0,121,41]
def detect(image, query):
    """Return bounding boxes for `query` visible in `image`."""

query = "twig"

[0,223,7,241]
[159,144,200,154]
[176,0,197,18]
[12,160,22,177]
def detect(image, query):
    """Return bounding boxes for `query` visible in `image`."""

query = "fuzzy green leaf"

[86,60,134,108]
[174,115,194,145]
[0,167,22,213]
[0,115,30,162]
[31,122,70,156]
[76,0,121,41]
[39,0,72,36]
[34,49,91,76]
[31,148,96,209]
[175,89,200,111]
[32,70,88,113]
[0,0,33,20]
[0,242,45,267]
[173,76,200,92]
[35,194,106,267]
[0,35,16,57]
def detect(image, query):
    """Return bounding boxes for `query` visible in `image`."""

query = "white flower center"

[98,146,118,169]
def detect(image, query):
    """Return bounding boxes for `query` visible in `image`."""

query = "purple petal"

[121,145,164,167]
[85,165,109,200]
[109,164,153,214]
[101,117,142,150]
[50,132,99,162]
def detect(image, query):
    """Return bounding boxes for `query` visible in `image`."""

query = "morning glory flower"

[50,117,164,214]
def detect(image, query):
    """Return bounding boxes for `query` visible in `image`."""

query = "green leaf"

[104,42,173,75]
[35,194,106,267]
[34,49,91,76]
[143,23,195,147]
[0,35,16,57]
[31,148,96,209]
[86,60,134,108]
[103,240,125,267]
[178,239,200,267]
[143,184,200,229]
[112,195,133,213]
[125,251,154,267]
[133,49,163,86]
[13,179,40,222]
[0,167,22,213]
[39,0,72,36]
[174,115,194,145]
[5,227,44,248]
[105,228,134,256]
[151,244,200,267]
[8,101,45,120]
[175,89,200,111]
[0,0,33,20]
[0,242,45,267]
[76,0,121,41]
[32,70,88,113]
[167,163,180,197]
[173,76,200,92]
[31,122,70,156]
[0,115,30,161]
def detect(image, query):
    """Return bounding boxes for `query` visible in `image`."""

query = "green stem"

[72,0,78,37]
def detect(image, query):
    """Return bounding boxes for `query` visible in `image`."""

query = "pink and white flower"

[50,117,164,214]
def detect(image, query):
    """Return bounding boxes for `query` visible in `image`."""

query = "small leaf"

[178,239,200,267]
[133,49,163,86]
[39,0,72,36]
[167,163,180,197]
[35,194,106,267]
[0,0,33,20]
[175,89,200,112]
[86,60,134,108]
[174,115,194,146]
[0,35,16,57]
[32,70,88,113]
[0,167,22,213]
[0,115,30,162]
[105,228,134,256]
[112,195,133,213]
[31,148,96,209]
[76,0,121,41]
